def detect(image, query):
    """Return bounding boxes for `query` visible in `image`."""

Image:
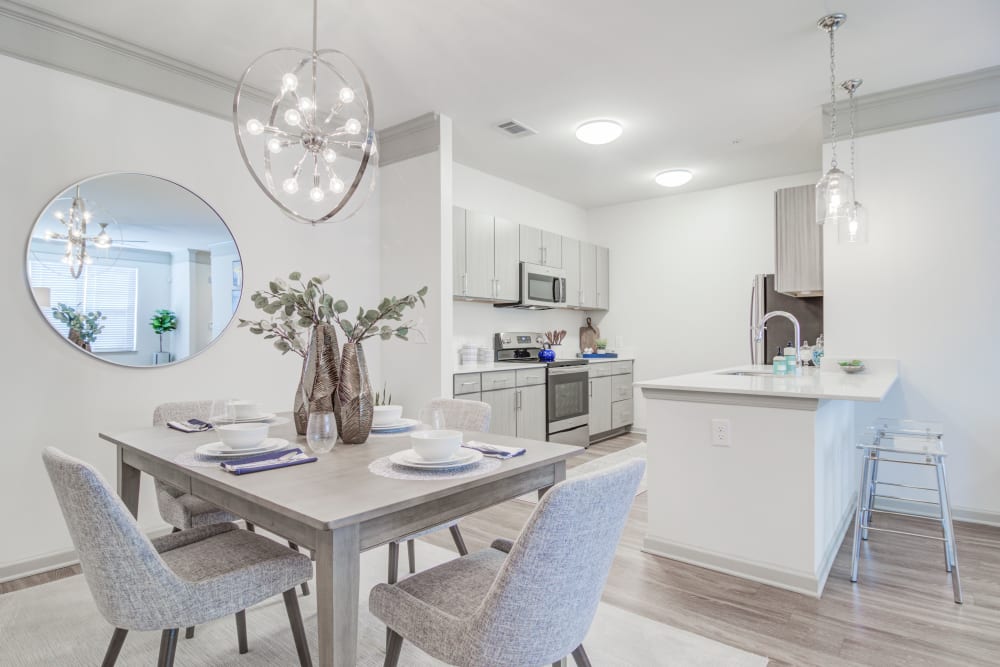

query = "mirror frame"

[24,172,243,369]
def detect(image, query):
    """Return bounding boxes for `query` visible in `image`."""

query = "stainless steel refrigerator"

[750,274,823,364]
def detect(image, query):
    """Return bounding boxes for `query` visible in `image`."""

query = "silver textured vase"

[335,341,373,444]
[293,324,341,436]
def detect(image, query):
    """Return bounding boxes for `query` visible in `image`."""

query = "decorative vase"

[336,341,373,444]
[293,324,341,436]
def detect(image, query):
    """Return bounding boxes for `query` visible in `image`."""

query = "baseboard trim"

[0,526,173,585]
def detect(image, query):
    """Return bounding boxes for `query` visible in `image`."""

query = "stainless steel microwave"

[498,262,566,310]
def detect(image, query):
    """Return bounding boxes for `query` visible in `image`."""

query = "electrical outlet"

[711,419,731,446]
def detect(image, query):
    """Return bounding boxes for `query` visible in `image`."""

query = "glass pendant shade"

[815,167,854,225]
[838,201,869,244]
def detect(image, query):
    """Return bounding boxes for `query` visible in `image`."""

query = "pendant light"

[233,0,377,224]
[815,13,854,225]
[42,186,115,278]
[839,79,868,244]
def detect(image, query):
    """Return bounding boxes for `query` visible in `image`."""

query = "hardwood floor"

[6,432,1000,666]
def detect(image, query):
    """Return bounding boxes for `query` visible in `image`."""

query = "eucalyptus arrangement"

[51,303,105,350]
[150,309,178,354]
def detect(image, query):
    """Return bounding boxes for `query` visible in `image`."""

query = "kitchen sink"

[716,370,774,377]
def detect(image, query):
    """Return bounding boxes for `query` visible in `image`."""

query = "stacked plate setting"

[196,438,289,458]
[371,417,420,434]
[389,447,482,470]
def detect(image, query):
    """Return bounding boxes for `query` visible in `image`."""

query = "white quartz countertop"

[453,355,634,374]
[635,363,898,403]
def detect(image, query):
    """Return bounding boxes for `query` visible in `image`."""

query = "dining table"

[99,416,582,666]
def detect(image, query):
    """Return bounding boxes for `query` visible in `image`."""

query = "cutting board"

[579,317,600,353]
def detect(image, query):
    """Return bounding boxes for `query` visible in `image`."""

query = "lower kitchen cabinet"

[588,376,613,435]
[611,399,634,429]
[515,384,547,441]
[589,360,635,443]
[481,387,517,436]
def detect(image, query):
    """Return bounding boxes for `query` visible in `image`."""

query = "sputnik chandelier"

[43,186,113,278]
[233,0,377,224]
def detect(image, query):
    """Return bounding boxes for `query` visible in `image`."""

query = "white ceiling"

[19,0,1000,208]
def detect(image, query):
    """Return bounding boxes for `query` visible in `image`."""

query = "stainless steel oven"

[547,365,589,447]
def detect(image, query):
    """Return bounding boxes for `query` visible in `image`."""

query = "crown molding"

[378,113,442,166]
[822,65,1000,141]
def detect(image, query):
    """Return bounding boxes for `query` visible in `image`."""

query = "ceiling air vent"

[496,119,537,138]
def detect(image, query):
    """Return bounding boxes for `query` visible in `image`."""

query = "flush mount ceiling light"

[654,169,693,188]
[233,0,377,224]
[815,13,854,225]
[575,120,623,145]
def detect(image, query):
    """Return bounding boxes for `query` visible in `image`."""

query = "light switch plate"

[711,418,731,446]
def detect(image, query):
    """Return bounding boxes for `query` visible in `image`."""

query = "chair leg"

[384,629,404,667]
[283,588,313,667]
[245,521,256,532]
[157,629,179,667]
[184,626,195,639]
[863,450,880,540]
[388,541,400,584]
[407,539,416,574]
[288,542,311,595]
[101,628,128,667]
[936,458,964,604]
[571,645,593,667]
[449,524,469,556]
[235,609,249,654]
[850,451,873,583]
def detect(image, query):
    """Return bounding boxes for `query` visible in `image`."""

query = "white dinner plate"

[196,438,288,458]
[230,412,277,423]
[371,417,420,432]
[389,448,483,470]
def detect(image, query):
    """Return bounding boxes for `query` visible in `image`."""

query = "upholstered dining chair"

[371,458,645,667]
[42,448,314,667]
[389,397,491,582]
[152,401,310,611]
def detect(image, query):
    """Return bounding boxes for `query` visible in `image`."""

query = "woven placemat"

[173,450,229,469]
[368,455,501,481]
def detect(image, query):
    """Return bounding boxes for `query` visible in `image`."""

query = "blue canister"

[538,348,556,362]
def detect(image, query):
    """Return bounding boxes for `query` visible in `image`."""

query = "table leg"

[116,446,141,519]
[315,524,360,667]
[538,460,567,500]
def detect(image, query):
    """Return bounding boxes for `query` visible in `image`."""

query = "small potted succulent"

[372,381,403,428]
[150,309,178,364]
[595,338,609,352]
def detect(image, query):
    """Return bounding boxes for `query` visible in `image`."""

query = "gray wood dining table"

[99,418,581,666]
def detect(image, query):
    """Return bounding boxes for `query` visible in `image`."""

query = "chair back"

[42,447,182,629]
[471,458,644,665]
[152,400,214,427]
[426,398,491,432]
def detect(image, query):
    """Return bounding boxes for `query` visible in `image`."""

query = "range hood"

[774,184,823,297]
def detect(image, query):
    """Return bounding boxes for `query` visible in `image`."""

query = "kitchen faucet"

[753,311,801,374]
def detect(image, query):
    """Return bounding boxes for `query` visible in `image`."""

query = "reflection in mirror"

[26,173,241,367]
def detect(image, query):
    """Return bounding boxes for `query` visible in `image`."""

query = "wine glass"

[418,406,446,431]
[209,398,237,428]
[306,411,338,454]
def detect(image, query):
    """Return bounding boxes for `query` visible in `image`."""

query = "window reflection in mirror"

[25,173,240,367]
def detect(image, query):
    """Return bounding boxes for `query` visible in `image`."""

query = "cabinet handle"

[460,381,477,386]
[541,246,546,265]
[516,389,522,410]
[462,273,468,295]
[589,380,593,397]
[495,280,500,296]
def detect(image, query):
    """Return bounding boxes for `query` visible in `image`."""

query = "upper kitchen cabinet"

[774,185,822,297]
[576,241,609,311]
[519,224,562,268]
[562,236,582,308]
[596,245,610,310]
[453,206,519,302]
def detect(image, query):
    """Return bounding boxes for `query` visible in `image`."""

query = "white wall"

[586,172,818,429]
[1,55,381,577]
[452,163,589,359]
[823,112,1000,521]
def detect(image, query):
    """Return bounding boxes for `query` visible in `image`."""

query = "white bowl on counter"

[373,405,404,427]
[410,429,462,462]
[216,422,270,450]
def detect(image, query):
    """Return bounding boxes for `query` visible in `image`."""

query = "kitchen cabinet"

[774,184,823,297]
[611,399,634,429]
[579,242,598,310]
[482,387,517,436]
[589,360,634,442]
[453,207,519,302]
[519,225,562,268]
[515,384,547,441]
[588,376,613,435]
[562,237,582,308]
[596,245,610,310]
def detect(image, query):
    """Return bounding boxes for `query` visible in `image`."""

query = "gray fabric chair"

[42,447,314,667]
[371,457,645,667]
[390,398,492,581]
[152,401,310,604]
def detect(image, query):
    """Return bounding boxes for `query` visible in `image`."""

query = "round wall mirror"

[25,173,241,367]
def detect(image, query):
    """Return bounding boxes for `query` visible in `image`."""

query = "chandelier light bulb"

[298,97,314,112]
[322,148,337,163]
[344,118,361,135]
[281,72,299,92]
[267,138,283,154]
[246,118,264,135]
[95,228,112,248]
[284,108,302,127]
[83,254,93,265]
[54,211,64,220]
[329,176,345,194]
[309,186,325,202]
[61,254,71,265]
[44,230,56,240]
[339,87,355,104]
[282,178,299,194]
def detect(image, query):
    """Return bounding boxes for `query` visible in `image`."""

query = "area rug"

[517,442,648,504]
[0,539,766,666]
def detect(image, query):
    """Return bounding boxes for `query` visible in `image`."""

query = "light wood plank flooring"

[6,432,1000,666]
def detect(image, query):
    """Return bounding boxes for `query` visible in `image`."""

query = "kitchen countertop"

[454,355,634,375]
[636,361,898,403]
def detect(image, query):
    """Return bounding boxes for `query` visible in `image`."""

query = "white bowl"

[410,429,462,462]
[373,405,404,427]
[216,423,270,450]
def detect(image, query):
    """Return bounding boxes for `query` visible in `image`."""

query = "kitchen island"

[637,361,898,597]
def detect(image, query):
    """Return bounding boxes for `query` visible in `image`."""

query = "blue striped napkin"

[462,440,526,459]
[221,448,317,475]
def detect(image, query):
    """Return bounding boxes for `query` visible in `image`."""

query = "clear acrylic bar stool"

[850,418,962,603]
